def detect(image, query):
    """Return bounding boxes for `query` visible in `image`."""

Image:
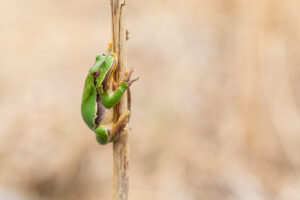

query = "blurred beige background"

[1,0,300,199]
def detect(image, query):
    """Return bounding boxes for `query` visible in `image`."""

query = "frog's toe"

[128,76,139,86]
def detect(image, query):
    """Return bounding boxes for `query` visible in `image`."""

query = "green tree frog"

[81,45,138,145]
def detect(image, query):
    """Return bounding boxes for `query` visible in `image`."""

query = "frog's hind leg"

[95,111,130,145]
[95,126,110,145]
[110,110,131,140]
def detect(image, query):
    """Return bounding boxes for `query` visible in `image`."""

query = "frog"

[81,44,138,145]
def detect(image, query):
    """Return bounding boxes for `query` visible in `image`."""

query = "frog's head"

[91,54,116,93]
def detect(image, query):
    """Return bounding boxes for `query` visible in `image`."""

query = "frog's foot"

[124,69,139,86]
[124,69,133,82]
[111,110,130,139]
[128,76,139,86]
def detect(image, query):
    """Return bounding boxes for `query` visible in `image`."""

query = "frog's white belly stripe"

[100,108,114,125]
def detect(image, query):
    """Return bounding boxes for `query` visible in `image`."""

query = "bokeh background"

[1,0,300,199]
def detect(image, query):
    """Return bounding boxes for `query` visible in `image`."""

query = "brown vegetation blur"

[1,0,300,199]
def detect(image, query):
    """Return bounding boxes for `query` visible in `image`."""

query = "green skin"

[81,54,129,145]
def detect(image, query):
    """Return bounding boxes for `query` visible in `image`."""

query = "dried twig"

[110,0,129,199]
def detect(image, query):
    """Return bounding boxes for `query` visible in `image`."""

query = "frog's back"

[81,74,97,130]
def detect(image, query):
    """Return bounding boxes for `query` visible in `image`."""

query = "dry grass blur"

[1,0,300,199]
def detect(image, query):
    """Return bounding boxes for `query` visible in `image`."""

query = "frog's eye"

[93,71,100,78]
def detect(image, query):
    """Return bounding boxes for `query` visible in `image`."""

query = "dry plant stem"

[110,0,129,200]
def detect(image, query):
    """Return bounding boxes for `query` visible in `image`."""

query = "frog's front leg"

[100,82,129,108]
[95,111,130,145]
[100,71,138,108]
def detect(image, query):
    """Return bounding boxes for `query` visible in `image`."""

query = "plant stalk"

[110,0,129,199]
